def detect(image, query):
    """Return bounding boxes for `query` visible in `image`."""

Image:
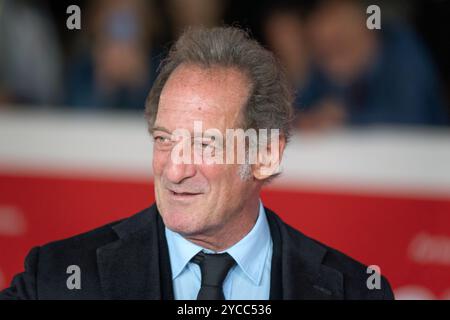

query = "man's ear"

[252,134,286,181]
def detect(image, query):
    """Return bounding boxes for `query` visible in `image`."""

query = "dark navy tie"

[191,251,236,300]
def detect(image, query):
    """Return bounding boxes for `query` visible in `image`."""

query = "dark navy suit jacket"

[0,204,394,300]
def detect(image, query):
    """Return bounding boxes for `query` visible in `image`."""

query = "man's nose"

[163,158,197,184]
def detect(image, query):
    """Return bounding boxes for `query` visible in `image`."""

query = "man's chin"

[161,210,202,235]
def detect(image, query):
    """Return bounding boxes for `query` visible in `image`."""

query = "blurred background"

[0,0,450,299]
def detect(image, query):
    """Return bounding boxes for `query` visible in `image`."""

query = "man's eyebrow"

[150,126,172,134]
[151,126,220,139]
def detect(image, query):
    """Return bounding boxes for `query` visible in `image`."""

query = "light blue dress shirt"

[165,201,273,300]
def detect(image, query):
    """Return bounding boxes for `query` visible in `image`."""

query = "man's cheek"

[152,152,166,175]
[200,162,227,178]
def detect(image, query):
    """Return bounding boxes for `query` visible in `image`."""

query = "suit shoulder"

[41,218,122,254]
[269,210,394,299]
[283,221,371,273]
[39,206,154,256]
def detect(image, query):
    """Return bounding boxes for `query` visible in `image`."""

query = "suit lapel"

[266,208,344,300]
[96,205,172,299]
[96,204,343,300]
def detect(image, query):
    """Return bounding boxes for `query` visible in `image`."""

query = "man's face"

[152,64,256,237]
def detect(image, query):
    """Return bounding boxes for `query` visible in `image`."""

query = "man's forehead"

[160,64,250,106]
[156,64,250,128]
[165,63,249,84]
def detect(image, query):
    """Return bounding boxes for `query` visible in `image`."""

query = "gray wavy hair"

[144,26,294,142]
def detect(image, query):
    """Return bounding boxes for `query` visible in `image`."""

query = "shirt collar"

[165,200,272,286]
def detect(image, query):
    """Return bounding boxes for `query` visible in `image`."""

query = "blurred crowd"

[1,0,449,130]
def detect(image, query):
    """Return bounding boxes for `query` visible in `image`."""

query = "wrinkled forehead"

[156,64,251,132]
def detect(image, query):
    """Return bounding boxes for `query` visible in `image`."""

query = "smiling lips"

[168,189,202,199]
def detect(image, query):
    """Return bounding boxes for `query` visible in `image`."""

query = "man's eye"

[193,138,214,148]
[154,136,171,144]
[193,141,212,149]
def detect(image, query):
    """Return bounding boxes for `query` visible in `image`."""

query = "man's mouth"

[168,189,202,199]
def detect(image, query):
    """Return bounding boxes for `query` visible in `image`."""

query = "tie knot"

[192,251,236,288]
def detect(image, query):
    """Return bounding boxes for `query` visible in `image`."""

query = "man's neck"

[183,197,261,252]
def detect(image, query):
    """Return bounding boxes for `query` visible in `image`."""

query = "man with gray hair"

[1,26,393,300]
